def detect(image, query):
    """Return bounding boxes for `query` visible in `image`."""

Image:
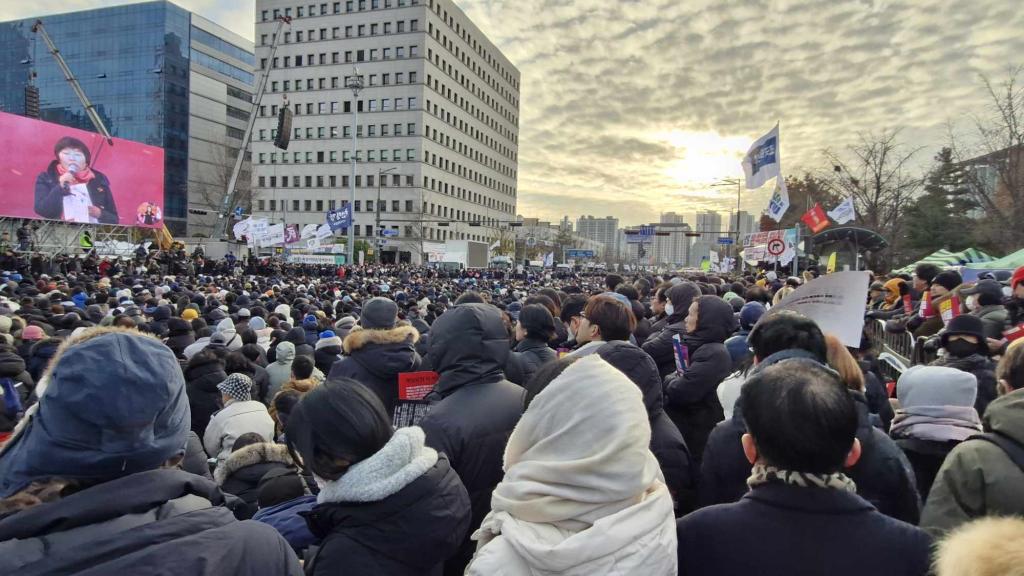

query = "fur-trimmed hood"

[935,517,1024,576]
[214,442,294,485]
[343,324,419,355]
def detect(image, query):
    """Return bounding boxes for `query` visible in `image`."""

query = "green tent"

[895,248,993,274]
[965,248,1024,270]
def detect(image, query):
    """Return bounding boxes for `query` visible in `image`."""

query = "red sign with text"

[398,371,440,400]
[0,111,165,228]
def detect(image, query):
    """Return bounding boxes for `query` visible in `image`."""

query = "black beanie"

[932,271,962,292]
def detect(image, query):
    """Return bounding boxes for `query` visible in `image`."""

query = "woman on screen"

[34,137,118,225]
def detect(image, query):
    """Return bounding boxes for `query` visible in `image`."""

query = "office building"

[690,210,722,267]
[576,215,619,261]
[251,0,520,264]
[655,212,690,268]
[0,1,255,236]
[729,210,757,242]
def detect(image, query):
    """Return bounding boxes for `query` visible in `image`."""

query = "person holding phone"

[34,137,118,224]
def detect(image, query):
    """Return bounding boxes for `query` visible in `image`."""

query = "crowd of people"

[0,246,1023,575]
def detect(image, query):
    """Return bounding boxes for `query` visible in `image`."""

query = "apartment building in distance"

[251,0,519,263]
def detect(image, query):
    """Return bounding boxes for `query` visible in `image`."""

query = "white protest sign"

[259,223,285,247]
[768,271,869,348]
[306,237,321,251]
[316,224,333,240]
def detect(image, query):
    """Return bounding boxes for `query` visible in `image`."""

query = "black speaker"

[274,107,293,150]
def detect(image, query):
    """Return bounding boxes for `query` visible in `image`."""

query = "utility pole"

[214,15,291,240]
[375,166,396,263]
[346,68,363,267]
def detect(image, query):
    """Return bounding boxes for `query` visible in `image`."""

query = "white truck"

[441,240,489,269]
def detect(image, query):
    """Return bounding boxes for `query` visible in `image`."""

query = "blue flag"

[326,206,351,232]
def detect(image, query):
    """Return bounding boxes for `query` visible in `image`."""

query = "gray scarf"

[747,464,857,493]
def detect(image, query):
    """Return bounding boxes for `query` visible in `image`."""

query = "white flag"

[742,124,780,190]
[543,252,554,267]
[300,223,319,239]
[766,176,790,222]
[827,197,856,225]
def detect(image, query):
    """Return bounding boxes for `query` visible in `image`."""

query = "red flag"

[800,203,830,233]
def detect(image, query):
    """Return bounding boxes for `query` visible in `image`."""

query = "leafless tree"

[191,145,254,237]
[823,129,923,268]
[949,66,1024,251]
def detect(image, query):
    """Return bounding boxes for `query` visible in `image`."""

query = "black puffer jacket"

[185,350,227,436]
[285,327,314,359]
[930,353,998,416]
[642,282,701,377]
[327,325,422,416]
[303,455,470,576]
[0,469,301,576]
[509,337,556,386]
[165,317,195,358]
[596,340,696,514]
[419,304,525,576]
[215,442,297,520]
[664,296,736,462]
[700,380,921,524]
[25,338,60,384]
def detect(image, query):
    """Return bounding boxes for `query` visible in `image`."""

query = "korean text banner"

[0,111,165,228]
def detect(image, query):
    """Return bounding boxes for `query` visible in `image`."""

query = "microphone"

[63,165,79,192]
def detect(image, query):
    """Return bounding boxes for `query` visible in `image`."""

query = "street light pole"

[345,68,363,267]
[376,166,397,263]
[712,178,743,272]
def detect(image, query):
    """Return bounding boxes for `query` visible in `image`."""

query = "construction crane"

[214,15,292,241]
[31,20,113,145]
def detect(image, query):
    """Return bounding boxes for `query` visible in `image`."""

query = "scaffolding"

[0,217,138,259]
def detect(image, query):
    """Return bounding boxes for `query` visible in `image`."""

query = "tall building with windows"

[252,0,519,263]
[0,2,254,236]
[655,212,690,267]
[690,210,722,267]
[729,210,757,242]
[575,215,619,261]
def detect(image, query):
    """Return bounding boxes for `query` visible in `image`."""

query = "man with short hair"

[678,360,932,576]
[566,294,636,358]
[699,311,921,523]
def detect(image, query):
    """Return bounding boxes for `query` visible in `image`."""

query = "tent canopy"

[894,248,993,274]
[965,248,1024,271]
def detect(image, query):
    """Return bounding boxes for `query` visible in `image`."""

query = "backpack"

[969,432,1024,473]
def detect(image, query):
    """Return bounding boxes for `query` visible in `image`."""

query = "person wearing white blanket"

[466,354,678,575]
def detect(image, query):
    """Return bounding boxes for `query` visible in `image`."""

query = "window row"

[269,70,417,91]
[258,121,417,142]
[260,19,419,46]
[255,198,417,213]
[259,45,418,70]
[261,0,420,22]
[257,173,415,188]
[257,149,418,163]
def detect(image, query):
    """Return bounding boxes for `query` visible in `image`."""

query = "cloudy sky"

[6,0,1024,226]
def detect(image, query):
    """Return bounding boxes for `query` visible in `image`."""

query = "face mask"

[945,339,979,358]
[665,303,675,316]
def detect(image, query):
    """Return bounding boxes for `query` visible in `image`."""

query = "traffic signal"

[274,107,293,150]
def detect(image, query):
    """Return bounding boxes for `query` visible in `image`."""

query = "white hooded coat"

[466,355,677,576]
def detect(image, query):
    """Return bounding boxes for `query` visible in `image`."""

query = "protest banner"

[768,271,870,348]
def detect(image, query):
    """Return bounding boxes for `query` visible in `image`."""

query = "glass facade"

[189,48,254,84]
[0,1,194,233]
